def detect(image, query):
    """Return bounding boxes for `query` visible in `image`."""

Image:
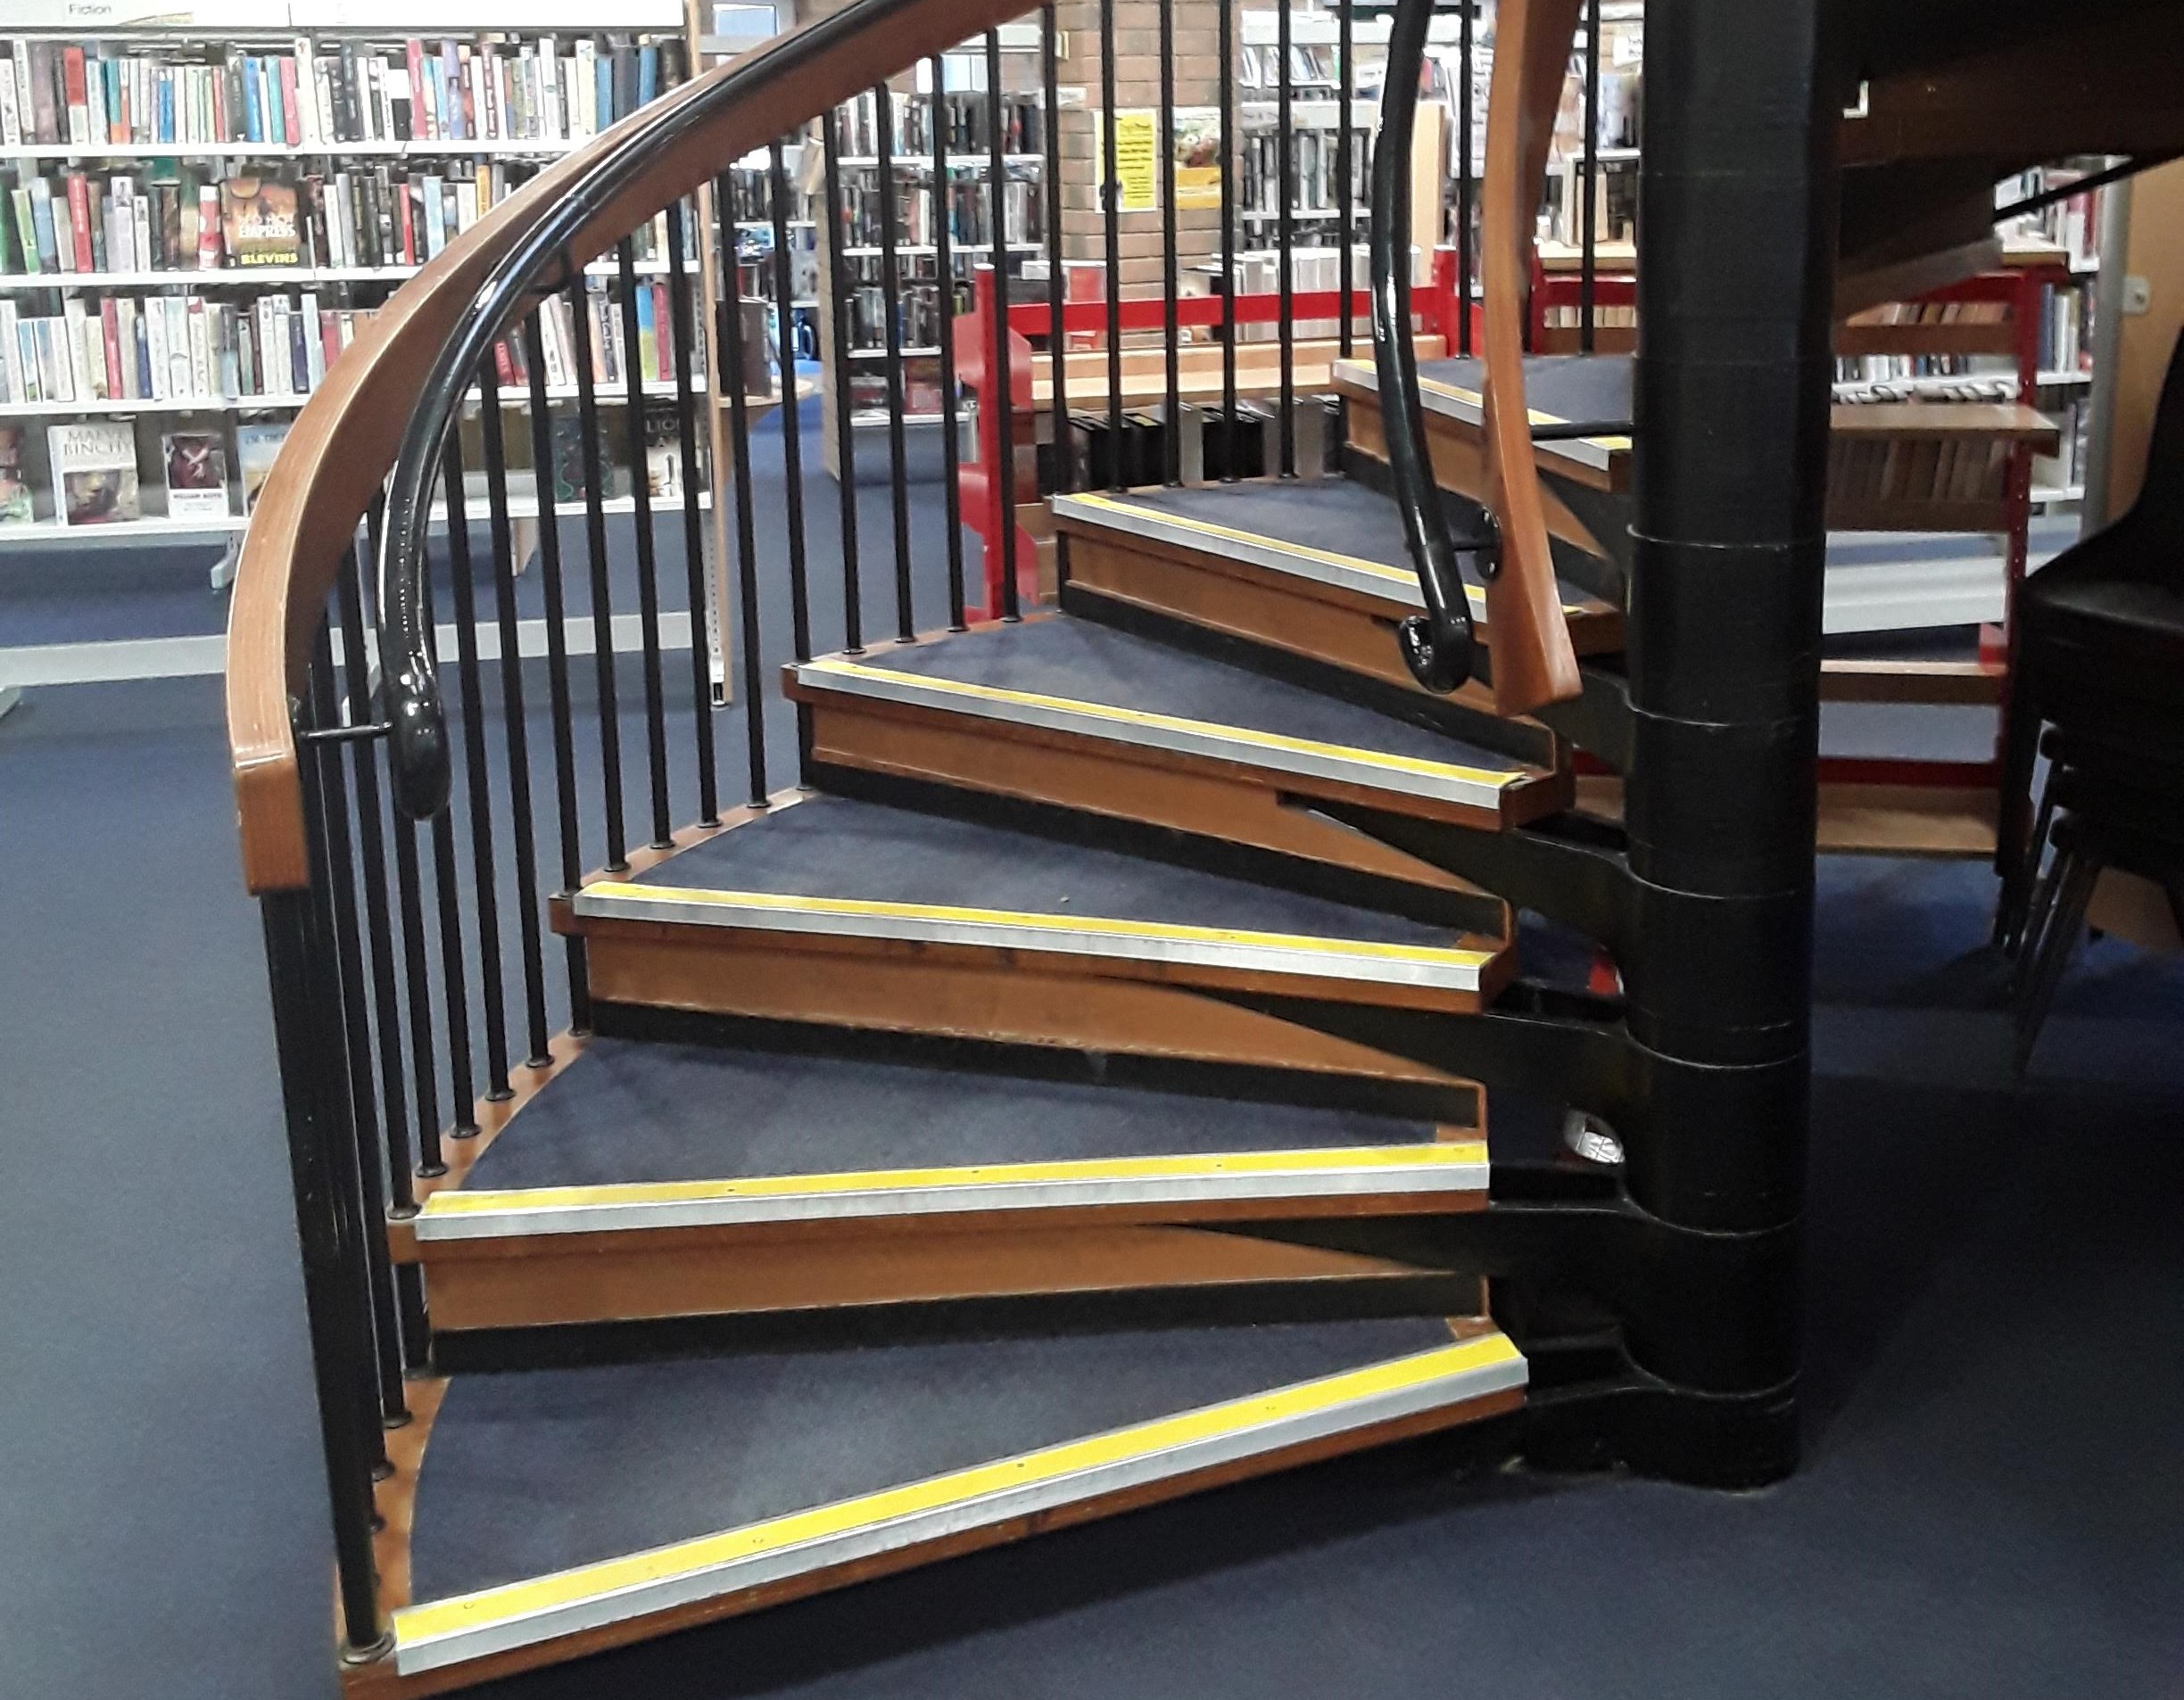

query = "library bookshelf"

[0,0,744,706]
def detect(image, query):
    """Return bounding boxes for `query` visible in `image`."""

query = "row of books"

[0,293,374,408]
[515,279,707,392]
[1237,128,1368,216]
[4,162,691,279]
[1237,45,1340,91]
[0,35,684,153]
[1828,433,2018,510]
[843,278,966,355]
[834,92,1045,160]
[0,418,289,526]
[0,404,706,527]
[1997,169,2103,271]
[836,175,1041,251]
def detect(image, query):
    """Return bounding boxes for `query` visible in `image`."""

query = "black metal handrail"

[375,0,1005,821]
[1370,0,1480,695]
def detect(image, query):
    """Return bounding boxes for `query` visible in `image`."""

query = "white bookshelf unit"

[0,0,699,702]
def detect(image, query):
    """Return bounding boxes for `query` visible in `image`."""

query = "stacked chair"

[1998,330,2184,1068]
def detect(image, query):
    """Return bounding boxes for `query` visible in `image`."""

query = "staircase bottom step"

[367,1320,1525,1690]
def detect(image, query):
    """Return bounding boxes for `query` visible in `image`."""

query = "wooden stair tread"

[394,1322,1524,1675]
[791,614,1559,818]
[419,1036,1483,1237]
[1051,478,1620,640]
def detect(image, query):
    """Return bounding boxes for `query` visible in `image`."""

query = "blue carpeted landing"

[3,678,2181,1700]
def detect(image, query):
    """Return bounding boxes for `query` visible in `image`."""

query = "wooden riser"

[567,921,1495,1082]
[794,695,1547,931]
[414,1213,1477,1333]
[1345,393,1620,563]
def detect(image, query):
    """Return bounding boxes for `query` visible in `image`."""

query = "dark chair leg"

[2009,811,2068,1002]
[2014,833,2101,1078]
[1993,696,2048,953]
[1998,755,2063,959]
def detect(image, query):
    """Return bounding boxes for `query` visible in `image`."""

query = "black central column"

[1620,0,1840,1485]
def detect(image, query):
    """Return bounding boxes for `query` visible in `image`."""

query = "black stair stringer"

[1311,799,1633,953]
[1465,648,1634,771]
[1201,985,1807,1234]
[1219,1181,1801,1486]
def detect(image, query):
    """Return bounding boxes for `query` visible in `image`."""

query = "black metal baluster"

[1277,0,1295,476]
[616,237,674,849]
[1458,0,1475,358]
[306,620,409,1428]
[875,81,917,643]
[416,480,482,1136]
[1337,0,1354,362]
[667,198,722,828]
[438,430,511,1102]
[332,555,413,1201]
[769,139,814,664]
[1100,0,1123,480]
[368,487,449,1176]
[1159,0,1180,484]
[823,109,864,653]
[934,60,970,630]
[292,649,393,1489]
[521,311,591,1031]
[987,27,1022,619]
[476,359,550,1069]
[334,547,431,1366]
[569,277,630,872]
[1219,0,1237,476]
[259,883,389,1661]
[1039,9,1068,504]
[1580,0,1601,352]
[716,172,769,807]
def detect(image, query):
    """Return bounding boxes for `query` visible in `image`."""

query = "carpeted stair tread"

[458,1037,1449,1192]
[628,793,1456,948]
[849,614,1537,773]
[408,1316,1461,1600]
[1408,353,1634,431]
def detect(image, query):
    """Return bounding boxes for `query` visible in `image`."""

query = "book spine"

[65,172,92,272]
[62,45,88,145]
[144,293,170,400]
[279,54,302,148]
[188,296,211,398]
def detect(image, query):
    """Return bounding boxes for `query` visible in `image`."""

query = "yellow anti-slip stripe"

[1066,493,1433,591]
[424,1141,1493,1217]
[394,1333,1521,1646]
[583,884,1498,970]
[801,657,1529,789]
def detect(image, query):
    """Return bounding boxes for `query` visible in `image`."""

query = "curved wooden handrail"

[227,0,1034,895]
[1477,0,1585,714]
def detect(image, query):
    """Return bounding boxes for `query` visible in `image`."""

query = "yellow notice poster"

[1100,109,1226,212]
[1106,110,1159,212]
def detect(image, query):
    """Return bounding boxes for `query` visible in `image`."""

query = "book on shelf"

[235,420,288,513]
[0,34,686,153]
[0,291,375,407]
[161,428,228,517]
[1828,433,2014,512]
[47,418,136,524]
[833,89,1043,160]
[0,423,29,524]
[220,174,301,267]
